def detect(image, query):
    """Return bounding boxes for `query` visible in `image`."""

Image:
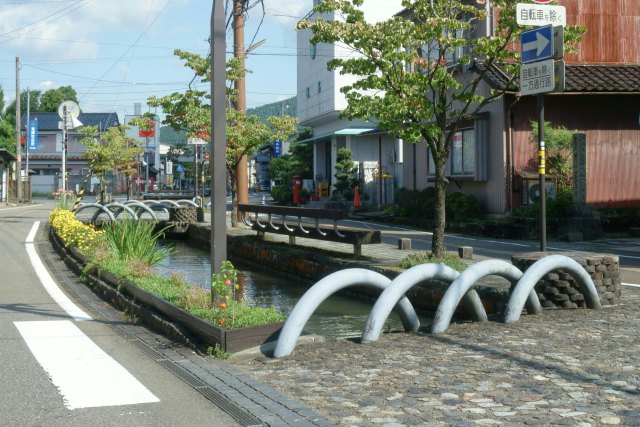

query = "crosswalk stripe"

[14,320,159,409]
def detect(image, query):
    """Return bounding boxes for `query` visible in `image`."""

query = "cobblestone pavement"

[236,286,640,426]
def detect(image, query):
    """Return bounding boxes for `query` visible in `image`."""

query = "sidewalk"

[228,207,640,426]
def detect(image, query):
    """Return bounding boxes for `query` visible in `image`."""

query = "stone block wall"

[511,251,621,309]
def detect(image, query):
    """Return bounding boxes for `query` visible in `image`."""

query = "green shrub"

[271,184,292,205]
[446,192,480,222]
[399,251,467,272]
[514,186,572,219]
[422,191,480,223]
[394,187,436,218]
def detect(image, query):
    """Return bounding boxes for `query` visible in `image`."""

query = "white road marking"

[25,221,91,321]
[622,283,640,288]
[14,320,159,410]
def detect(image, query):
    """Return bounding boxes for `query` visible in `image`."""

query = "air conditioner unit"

[526,180,557,204]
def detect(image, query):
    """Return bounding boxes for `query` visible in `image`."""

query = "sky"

[0,0,312,122]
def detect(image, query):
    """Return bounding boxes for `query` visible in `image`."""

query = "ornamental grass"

[49,209,283,330]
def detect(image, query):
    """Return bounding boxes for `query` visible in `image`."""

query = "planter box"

[49,226,282,353]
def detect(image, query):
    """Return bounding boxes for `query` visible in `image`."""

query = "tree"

[148,49,298,227]
[0,119,15,154]
[333,148,359,200]
[80,125,144,202]
[40,86,78,112]
[4,89,41,125]
[298,0,584,257]
[529,121,574,189]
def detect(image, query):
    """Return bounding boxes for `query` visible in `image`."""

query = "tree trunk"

[431,156,448,258]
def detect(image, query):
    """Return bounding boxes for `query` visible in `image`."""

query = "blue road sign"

[28,118,38,150]
[521,25,553,64]
[273,139,282,158]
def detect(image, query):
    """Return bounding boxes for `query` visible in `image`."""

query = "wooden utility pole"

[15,57,22,203]
[233,0,248,219]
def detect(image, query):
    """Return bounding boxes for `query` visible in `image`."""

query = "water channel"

[152,240,418,340]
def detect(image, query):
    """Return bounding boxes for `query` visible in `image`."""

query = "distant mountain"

[247,97,297,122]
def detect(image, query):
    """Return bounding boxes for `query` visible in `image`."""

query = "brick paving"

[236,286,640,426]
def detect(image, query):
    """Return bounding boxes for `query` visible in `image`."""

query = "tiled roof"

[480,63,640,93]
[565,65,640,92]
[21,112,120,131]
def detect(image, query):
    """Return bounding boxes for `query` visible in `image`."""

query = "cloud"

[262,0,311,25]
[0,0,171,59]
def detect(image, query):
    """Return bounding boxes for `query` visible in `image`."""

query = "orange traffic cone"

[353,185,362,208]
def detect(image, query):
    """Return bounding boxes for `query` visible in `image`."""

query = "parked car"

[259,179,270,192]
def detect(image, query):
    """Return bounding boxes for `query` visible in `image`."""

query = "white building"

[297,0,404,205]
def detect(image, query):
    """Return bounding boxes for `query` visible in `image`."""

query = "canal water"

[152,240,412,340]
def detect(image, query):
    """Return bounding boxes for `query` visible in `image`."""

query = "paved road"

[338,218,640,285]
[1,201,335,427]
[0,202,243,426]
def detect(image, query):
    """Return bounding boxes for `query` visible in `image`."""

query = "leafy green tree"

[80,125,144,202]
[529,121,574,189]
[148,49,298,227]
[40,86,78,112]
[4,90,41,125]
[0,86,5,117]
[0,119,15,154]
[298,0,584,257]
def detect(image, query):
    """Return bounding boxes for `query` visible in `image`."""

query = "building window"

[427,115,489,181]
[306,87,310,98]
[310,43,317,59]
[317,81,321,93]
[451,129,475,175]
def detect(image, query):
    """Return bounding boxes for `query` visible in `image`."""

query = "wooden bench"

[237,203,381,258]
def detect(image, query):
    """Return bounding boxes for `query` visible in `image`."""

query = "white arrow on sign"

[523,31,550,56]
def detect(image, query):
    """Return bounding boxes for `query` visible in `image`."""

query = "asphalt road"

[0,202,240,427]
[340,217,640,285]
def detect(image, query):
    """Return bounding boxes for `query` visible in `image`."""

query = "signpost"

[517,6,567,251]
[516,3,566,27]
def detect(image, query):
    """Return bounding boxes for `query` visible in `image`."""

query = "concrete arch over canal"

[361,263,461,343]
[273,268,420,358]
[503,254,601,323]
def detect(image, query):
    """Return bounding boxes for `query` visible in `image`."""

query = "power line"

[0,0,95,44]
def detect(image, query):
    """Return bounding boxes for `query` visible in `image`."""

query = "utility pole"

[211,0,227,274]
[233,0,248,219]
[62,106,67,192]
[26,87,30,180]
[15,57,22,203]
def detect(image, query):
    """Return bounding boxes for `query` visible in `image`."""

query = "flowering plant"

[51,189,76,210]
[49,208,104,253]
[211,261,240,327]
[52,189,75,199]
